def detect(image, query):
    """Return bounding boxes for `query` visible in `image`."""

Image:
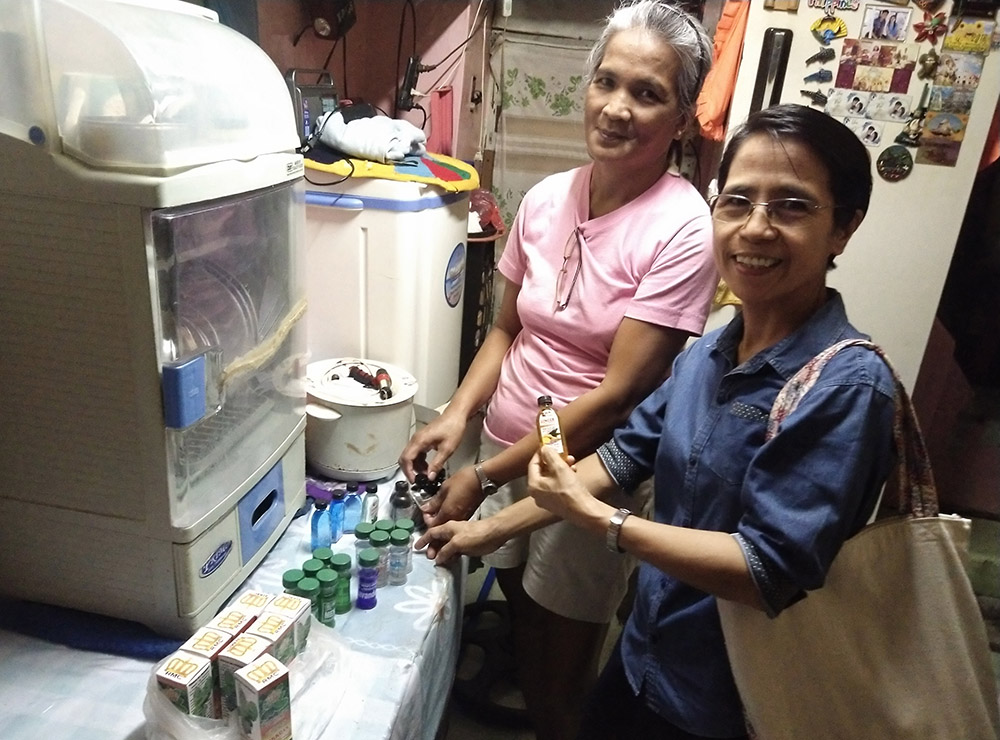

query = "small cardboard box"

[218,632,273,717]
[246,611,297,665]
[263,592,311,654]
[179,626,235,718]
[155,650,216,718]
[234,655,292,740]
[207,605,257,636]
[231,589,273,619]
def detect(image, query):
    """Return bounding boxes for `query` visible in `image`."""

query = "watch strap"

[606,508,632,553]
[474,463,498,496]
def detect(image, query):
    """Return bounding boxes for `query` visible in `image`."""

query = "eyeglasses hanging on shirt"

[555,227,584,311]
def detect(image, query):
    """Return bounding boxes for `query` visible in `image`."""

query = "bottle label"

[538,407,566,455]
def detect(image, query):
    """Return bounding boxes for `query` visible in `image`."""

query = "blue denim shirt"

[598,291,896,737]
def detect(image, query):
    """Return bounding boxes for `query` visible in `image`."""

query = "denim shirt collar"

[711,289,856,381]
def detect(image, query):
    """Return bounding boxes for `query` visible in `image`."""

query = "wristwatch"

[474,463,499,496]
[606,508,632,553]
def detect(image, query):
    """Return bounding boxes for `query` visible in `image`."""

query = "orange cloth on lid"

[696,0,750,142]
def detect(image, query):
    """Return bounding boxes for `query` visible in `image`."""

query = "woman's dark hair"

[717,104,872,230]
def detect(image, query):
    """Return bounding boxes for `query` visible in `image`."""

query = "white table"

[0,509,464,740]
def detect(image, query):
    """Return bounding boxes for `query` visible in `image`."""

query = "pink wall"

[256,1,482,157]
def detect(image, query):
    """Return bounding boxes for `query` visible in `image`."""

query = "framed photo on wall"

[862,4,912,41]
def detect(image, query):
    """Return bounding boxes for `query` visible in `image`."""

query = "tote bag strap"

[766,338,938,518]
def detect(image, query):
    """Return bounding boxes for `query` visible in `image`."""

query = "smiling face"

[584,28,686,179]
[713,133,861,326]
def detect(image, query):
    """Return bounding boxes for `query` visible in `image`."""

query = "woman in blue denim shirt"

[418,104,898,738]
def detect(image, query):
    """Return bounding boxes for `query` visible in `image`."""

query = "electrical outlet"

[502,0,512,17]
[397,54,421,111]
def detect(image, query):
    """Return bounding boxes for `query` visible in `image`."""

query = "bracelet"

[606,508,631,554]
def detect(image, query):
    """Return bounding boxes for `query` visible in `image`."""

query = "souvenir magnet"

[895,110,926,147]
[914,12,949,44]
[806,47,837,64]
[877,145,914,182]
[800,89,829,106]
[917,47,941,79]
[811,14,849,44]
[912,0,945,12]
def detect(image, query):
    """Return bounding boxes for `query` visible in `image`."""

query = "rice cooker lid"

[306,358,418,408]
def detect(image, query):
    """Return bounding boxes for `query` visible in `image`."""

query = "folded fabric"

[317,110,427,163]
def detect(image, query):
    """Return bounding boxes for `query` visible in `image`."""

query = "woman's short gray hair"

[586,1,712,122]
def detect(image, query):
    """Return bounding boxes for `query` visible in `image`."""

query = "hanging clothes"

[696,0,750,142]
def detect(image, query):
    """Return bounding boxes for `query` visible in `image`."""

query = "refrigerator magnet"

[876,145,914,181]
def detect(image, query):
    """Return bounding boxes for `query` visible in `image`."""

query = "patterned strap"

[766,339,938,518]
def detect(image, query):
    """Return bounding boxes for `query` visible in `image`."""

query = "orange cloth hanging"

[696,0,750,142]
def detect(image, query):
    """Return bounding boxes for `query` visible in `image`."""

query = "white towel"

[317,111,427,163]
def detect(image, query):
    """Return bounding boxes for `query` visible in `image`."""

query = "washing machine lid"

[306,358,418,408]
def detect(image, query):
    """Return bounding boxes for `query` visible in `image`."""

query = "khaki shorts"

[476,436,651,624]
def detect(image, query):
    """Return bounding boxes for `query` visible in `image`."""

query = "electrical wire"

[292,21,311,46]
[303,158,356,187]
[423,0,487,71]
[322,38,340,72]
[393,0,418,117]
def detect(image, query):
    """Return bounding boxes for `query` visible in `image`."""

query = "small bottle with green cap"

[394,518,416,573]
[282,568,305,594]
[356,548,379,610]
[368,529,391,588]
[302,557,325,580]
[296,576,321,619]
[374,518,396,534]
[312,547,334,569]
[330,552,353,614]
[315,568,338,627]
[354,521,375,567]
[388,529,410,586]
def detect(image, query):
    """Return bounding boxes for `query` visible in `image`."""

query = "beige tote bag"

[717,340,1000,740]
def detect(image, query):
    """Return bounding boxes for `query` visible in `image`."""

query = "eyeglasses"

[708,194,835,227]
[555,228,584,310]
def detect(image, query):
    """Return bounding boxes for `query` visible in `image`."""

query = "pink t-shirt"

[483,163,718,446]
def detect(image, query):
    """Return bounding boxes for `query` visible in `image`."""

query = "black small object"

[800,89,829,107]
[806,47,836,65]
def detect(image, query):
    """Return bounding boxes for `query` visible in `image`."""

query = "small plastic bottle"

[302,557,325,580]
[310,498,334,550]
[329,490,346,543]
[369,529,391,588]
[536,395,569,461]
[356,548,380,610]
[388,529,410,586]
[315,568,338,627]
[394,518,416,573]
[330,552,352,615]
[282,568,305,594]
[343,485,362,533]
[354,521,375,567]
[390,480,416,522]
[361,483,380,523]
[296,576,321,619]
[312,547,333,569]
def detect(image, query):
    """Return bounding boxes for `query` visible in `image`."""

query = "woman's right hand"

[398,411,468,482]
[415,516,505,565]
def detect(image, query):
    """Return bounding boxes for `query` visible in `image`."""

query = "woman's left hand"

[526,447,587,520]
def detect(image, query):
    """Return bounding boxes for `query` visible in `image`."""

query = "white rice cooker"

[305,358,419,481]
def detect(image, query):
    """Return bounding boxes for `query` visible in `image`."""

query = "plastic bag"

[143,621,346,740]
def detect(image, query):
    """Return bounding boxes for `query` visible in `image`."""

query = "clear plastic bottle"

[343,485,362,533]
[315,568,338,627]
[361,483,380,523]
[536,394,569,461]
[330,552,352,615]
[310,498,334,550]
[356,548,379,610]
[388,529,410,586]
[394,518,416,573]
[329,490,346,543]
[390,480,416,522]
[369,529,391,588]
[354,521,375,567]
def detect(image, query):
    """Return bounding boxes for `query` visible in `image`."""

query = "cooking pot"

[305,358,418,481]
